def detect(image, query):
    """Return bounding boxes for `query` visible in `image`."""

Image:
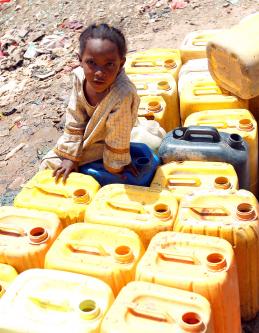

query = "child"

[40,23,140,182]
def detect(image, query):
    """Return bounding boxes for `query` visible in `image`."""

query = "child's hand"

[53,159,79,183]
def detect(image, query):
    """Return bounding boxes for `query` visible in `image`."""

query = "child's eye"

[86,59,95,65]
[106,62,115,68]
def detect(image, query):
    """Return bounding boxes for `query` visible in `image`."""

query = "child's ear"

[120,56,126,69]
[77,53,82,65]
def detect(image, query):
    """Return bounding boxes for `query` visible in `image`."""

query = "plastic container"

[84,184,178,248]
[239,12,259,26]
[0,269,114,333]
[45,223,145,296]
[138,95,178,132]
[101,281,214,333]
[136,231,241,333]
[14,170,100,228]
[180,29,224,63]
[0,263,18,297]
[79,143,160,187]
[131,119,166,152]
[125,48,182,81]
[184,109,258,195]
[174,190,259,320]
[128,73,180,131]
[0,206,62,272]
[180,78,248,122]
[158,126,249,190]
[207,24,259,99]
[151,161,238,201]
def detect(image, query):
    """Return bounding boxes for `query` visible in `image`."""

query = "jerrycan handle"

[107,199,146,214]
[157,249,198,265]
[29,294,70,312]
[167,177,201,187]
[182,205,230,216]
[181,126,221,142]
[67,241,108,256]
[132,58,157,67]
[0,224,26,237]
[196,120,228,129]
[127,302,174,323]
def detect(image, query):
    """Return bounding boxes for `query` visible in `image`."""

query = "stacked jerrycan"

[151,161,239,201]
[84,184,178,248]
[0,206,62,272]
[184,109,258,195]
[125,48,182,81]
[101,281,215,333]
[45,223,145,296]
[14,170,100,227]
[0,264,18,297]
[174,189,259,321]
[128,73,180,131]
[180,29,225,63]
[0,269,114,333]
[135,232,241,332]
[158,126,250,190]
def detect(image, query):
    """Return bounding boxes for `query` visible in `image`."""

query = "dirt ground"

[0,0,259,330]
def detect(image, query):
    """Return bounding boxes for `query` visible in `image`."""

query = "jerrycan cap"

[154,203,172,221]
[180,312,206,332]
[238,118,254,132]
[0,284,5,297]
[157,80,171,91]
[236,203,257,221]
[78,299,100,320]
[228,133,243,149]
[148,100,161,112]
[29,227,49,244]
[206,253,227,271]
[214,176,231,190]
[114,245,134,264]
[73,189,90,204]
[164,59,177,69]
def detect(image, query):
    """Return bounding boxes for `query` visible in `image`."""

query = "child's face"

[79,38,125,93]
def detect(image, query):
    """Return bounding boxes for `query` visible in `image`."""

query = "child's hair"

[79,23,127,59]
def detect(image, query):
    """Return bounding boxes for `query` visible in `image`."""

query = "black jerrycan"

[158,126,249,190]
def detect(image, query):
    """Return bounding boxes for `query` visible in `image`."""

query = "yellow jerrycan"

[0,206,62,273]
[101,281,214,333]
[151,161,238,201]
[14,170,100,227]
[184,109,258,196]
[180,29,224,63]
[84,184,178,248]
[174,189,259,321]
[135,231,241,333]
[0,263,18,297]
[0,268,114,333]
[180,78,248,122]
[129,73,180,131]
[138,95,179,132]
[125,48,182,81]
[207,23,259,99]
[45,223,145,296]
[239,12,259,27]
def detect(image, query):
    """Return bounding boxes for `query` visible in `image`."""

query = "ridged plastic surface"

[180,29,224,63]
[180,78,248,122]
[125,48,182,80]
[0,206,62,273]
[136,232,241,333]
[0,269,114,333]
[101,281,214,333]
[14,170,100,227]
[79,143,160,187]
[84,184,178,248]
[0,263,18,296]
[129,73,180,131]
[45,223,145,296]
[174,190,259,320]
[184,109,258,195]
[158,126,249,190]
[207,24,259,99]
[151,161,238,200]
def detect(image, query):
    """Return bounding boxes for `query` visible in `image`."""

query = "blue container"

[79,143,160,186]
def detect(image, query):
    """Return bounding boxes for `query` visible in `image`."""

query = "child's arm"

[103,92,140,174]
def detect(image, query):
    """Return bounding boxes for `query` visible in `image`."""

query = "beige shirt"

[54,67,140,172]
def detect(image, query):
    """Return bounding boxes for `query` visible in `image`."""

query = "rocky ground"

[0,0,259,330]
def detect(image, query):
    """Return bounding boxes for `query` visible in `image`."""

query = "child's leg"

[39,150,63,170]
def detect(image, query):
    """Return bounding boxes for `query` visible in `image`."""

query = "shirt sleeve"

[54,74,89,162]
[103,92,140,173]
